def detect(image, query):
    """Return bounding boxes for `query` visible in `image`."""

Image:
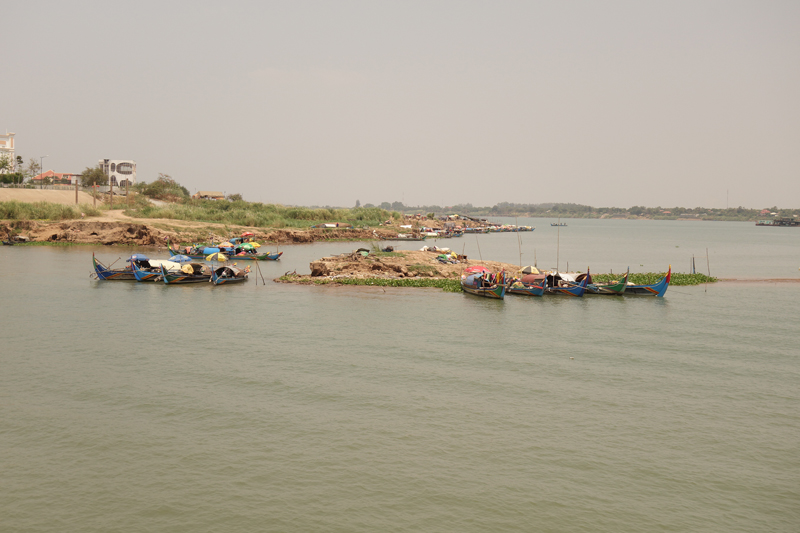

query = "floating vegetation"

[592,272,716,286]
[279,275,462,292]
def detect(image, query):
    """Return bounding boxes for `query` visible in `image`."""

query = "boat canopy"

[148,260,181,270]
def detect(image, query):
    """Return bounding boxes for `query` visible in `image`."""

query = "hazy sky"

[4,1,799,209]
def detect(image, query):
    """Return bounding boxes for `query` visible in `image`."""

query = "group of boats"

[391,224,535,240]
[166,233,282,261]
[460,266,671,299]
[92,254,250,285]
[91,232,279,286]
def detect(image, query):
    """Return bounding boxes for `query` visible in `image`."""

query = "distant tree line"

[346,201,798,222]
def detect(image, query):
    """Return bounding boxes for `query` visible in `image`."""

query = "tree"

[0,154,11,173]
[80,165,108,187]
[227,193,243,201]
[354,199,361,208]
[138,173,190,201]
[22,158,41,183]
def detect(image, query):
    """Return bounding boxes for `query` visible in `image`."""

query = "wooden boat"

[160,263,212,284]
[92,253,136,280]
[2,234,30,245]
[461,272,506,299]
[228,250,282,261]
[545,271,588,297]
[585,268,629,295]
[551,222,567,227]
[625,266,671,297]
[506,274,546,297]
[131,260,182,282]
[211,265,249,285]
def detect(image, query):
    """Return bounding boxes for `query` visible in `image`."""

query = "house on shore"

[193,190,225,200]
[32,170,81,186]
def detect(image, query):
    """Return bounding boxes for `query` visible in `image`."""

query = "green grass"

[0,201,102,220]
[279,275,463,292]
[281,271,715,292]
[123,201,393,228]
[372,251,406,258]
[591,272,716,286]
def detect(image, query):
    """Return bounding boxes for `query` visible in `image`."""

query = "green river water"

[1,219,798,532]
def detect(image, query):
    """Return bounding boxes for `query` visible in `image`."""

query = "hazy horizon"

[4,1,799,209]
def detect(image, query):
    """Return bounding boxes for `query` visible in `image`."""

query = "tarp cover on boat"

[521,274,545,284]
[463,273,481,288]
[520,265,539,274]
[128,254,149,262]
[149,260,181,271]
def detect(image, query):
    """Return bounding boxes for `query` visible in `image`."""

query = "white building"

[0,132,15,170]
[99,158,136,187]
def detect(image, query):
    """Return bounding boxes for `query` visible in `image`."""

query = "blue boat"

[545,270,589,297]
[506,274,546,297]
[92,253,136,280]
[625,266,671,297]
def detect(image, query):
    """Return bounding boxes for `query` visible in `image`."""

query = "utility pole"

[39,155,48,189]
[75,178,78,204]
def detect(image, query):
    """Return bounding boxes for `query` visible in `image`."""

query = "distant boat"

[551,222,567,227]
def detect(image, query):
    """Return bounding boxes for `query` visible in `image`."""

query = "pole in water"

[556,218,560,271]
[476,235,483,263]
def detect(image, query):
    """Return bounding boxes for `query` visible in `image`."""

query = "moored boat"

[92,253,136,280]
[160,263,212,284]
[585,268,629,295]
[131,259,183,282]
[506,273,546,297]
[545,270,589,297]
[211,265,249,285]
[461,271,506,299]
[625,266,671,297]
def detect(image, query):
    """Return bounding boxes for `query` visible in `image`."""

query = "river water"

[1,219,799,532]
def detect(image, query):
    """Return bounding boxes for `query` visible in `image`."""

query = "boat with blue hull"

[92,254,136,280]
[545,271,589,297]
[506,275,546,297]
[625,266,671,297]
